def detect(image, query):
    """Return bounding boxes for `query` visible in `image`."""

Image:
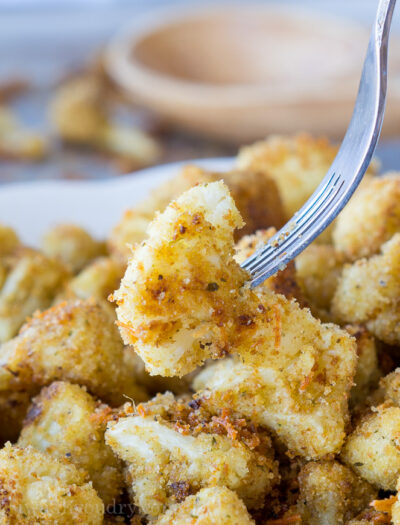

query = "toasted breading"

[0,224,19,256]
[0,298,147,405]
[192,303,357,460]
[108,165,285,263]
[0,443,103,524]
[18,381,123,505]
[346,325,381,409]
[297,460,376,525]
[42,223,105,274]
[154,486,255,525]
[0,250,69,342]
[234,229,305,305]
[333,173,400,261]
[57,256,124,302]
[105,392,278,517]
[332,234,400,345]
[295,244,346,319]
[342,405,400,490]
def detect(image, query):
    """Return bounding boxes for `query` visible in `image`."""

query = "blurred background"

[1,0,400,183]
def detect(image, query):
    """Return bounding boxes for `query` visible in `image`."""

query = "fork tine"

[241,0,396,288]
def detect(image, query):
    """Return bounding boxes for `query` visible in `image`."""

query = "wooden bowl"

[106,5,400,143]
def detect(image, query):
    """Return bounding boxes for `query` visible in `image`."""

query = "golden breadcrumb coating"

[154,486,255,525]
[108,165,285,263]
[333,173,400,261]
[380,369,400,407]
[391,478,400,525]
[0,298,147,405]
[332,234,400,345]
[346,325,381,409]
[18,381,123,505]
[42,224,105,273]
[105,392,278,517]
[0,224,19,256]
[297,460,376,525]
[58,256,124,302]
[0,250,69,342]
[342,405,400,490]
[0,443,103,524]
[193,300,357,460]
[234,229,305,305]
[295,244,346,319]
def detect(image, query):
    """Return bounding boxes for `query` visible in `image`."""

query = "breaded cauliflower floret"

[112,181,252,377]
[0,443,103,524]
[193,295,357,460]
[236,134,338,219]
[18,381,123,505]
[234,229,305,304]
[342,405,400,490]
[154,486,255,525]
[0,223,19,256]
[332,234,400,345]
[380,369,400,406]
[295,244,345,319]
[346,325,381,409]
[58,256,124,302]
[0,298,146,405]
[0,250,69,342]
[333,173,400,261]
[42,223,105,273]
[114,181,352,380]
[106,393,278,517]
[108,165,285,263]
[297,460,376,525]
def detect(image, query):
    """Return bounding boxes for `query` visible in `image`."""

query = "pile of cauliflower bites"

[2,134,400,524]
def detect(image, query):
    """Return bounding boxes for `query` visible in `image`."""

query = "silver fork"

[242,0,396,288]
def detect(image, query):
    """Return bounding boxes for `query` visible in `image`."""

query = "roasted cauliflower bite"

[0,443,103,524]
[234,229,305,305]
[18,381,123,506]
[332,234,400,346]
[295,244,346,318]
[108,165,285,263]
[112,181,253,377]
[346,325,381,409]
[105,392,278,517]
[0,298,146,405]
[57,256,124,302]
[342,405,400,491]
[297,460,376,525]
[192,290,357,460]
[114,181,350,380]
[0,224,19,256]
[154,486,255,525]
[333,173,400,261]
[0,249,69,343]
[42,224,105,274]
[236,133,338,220]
